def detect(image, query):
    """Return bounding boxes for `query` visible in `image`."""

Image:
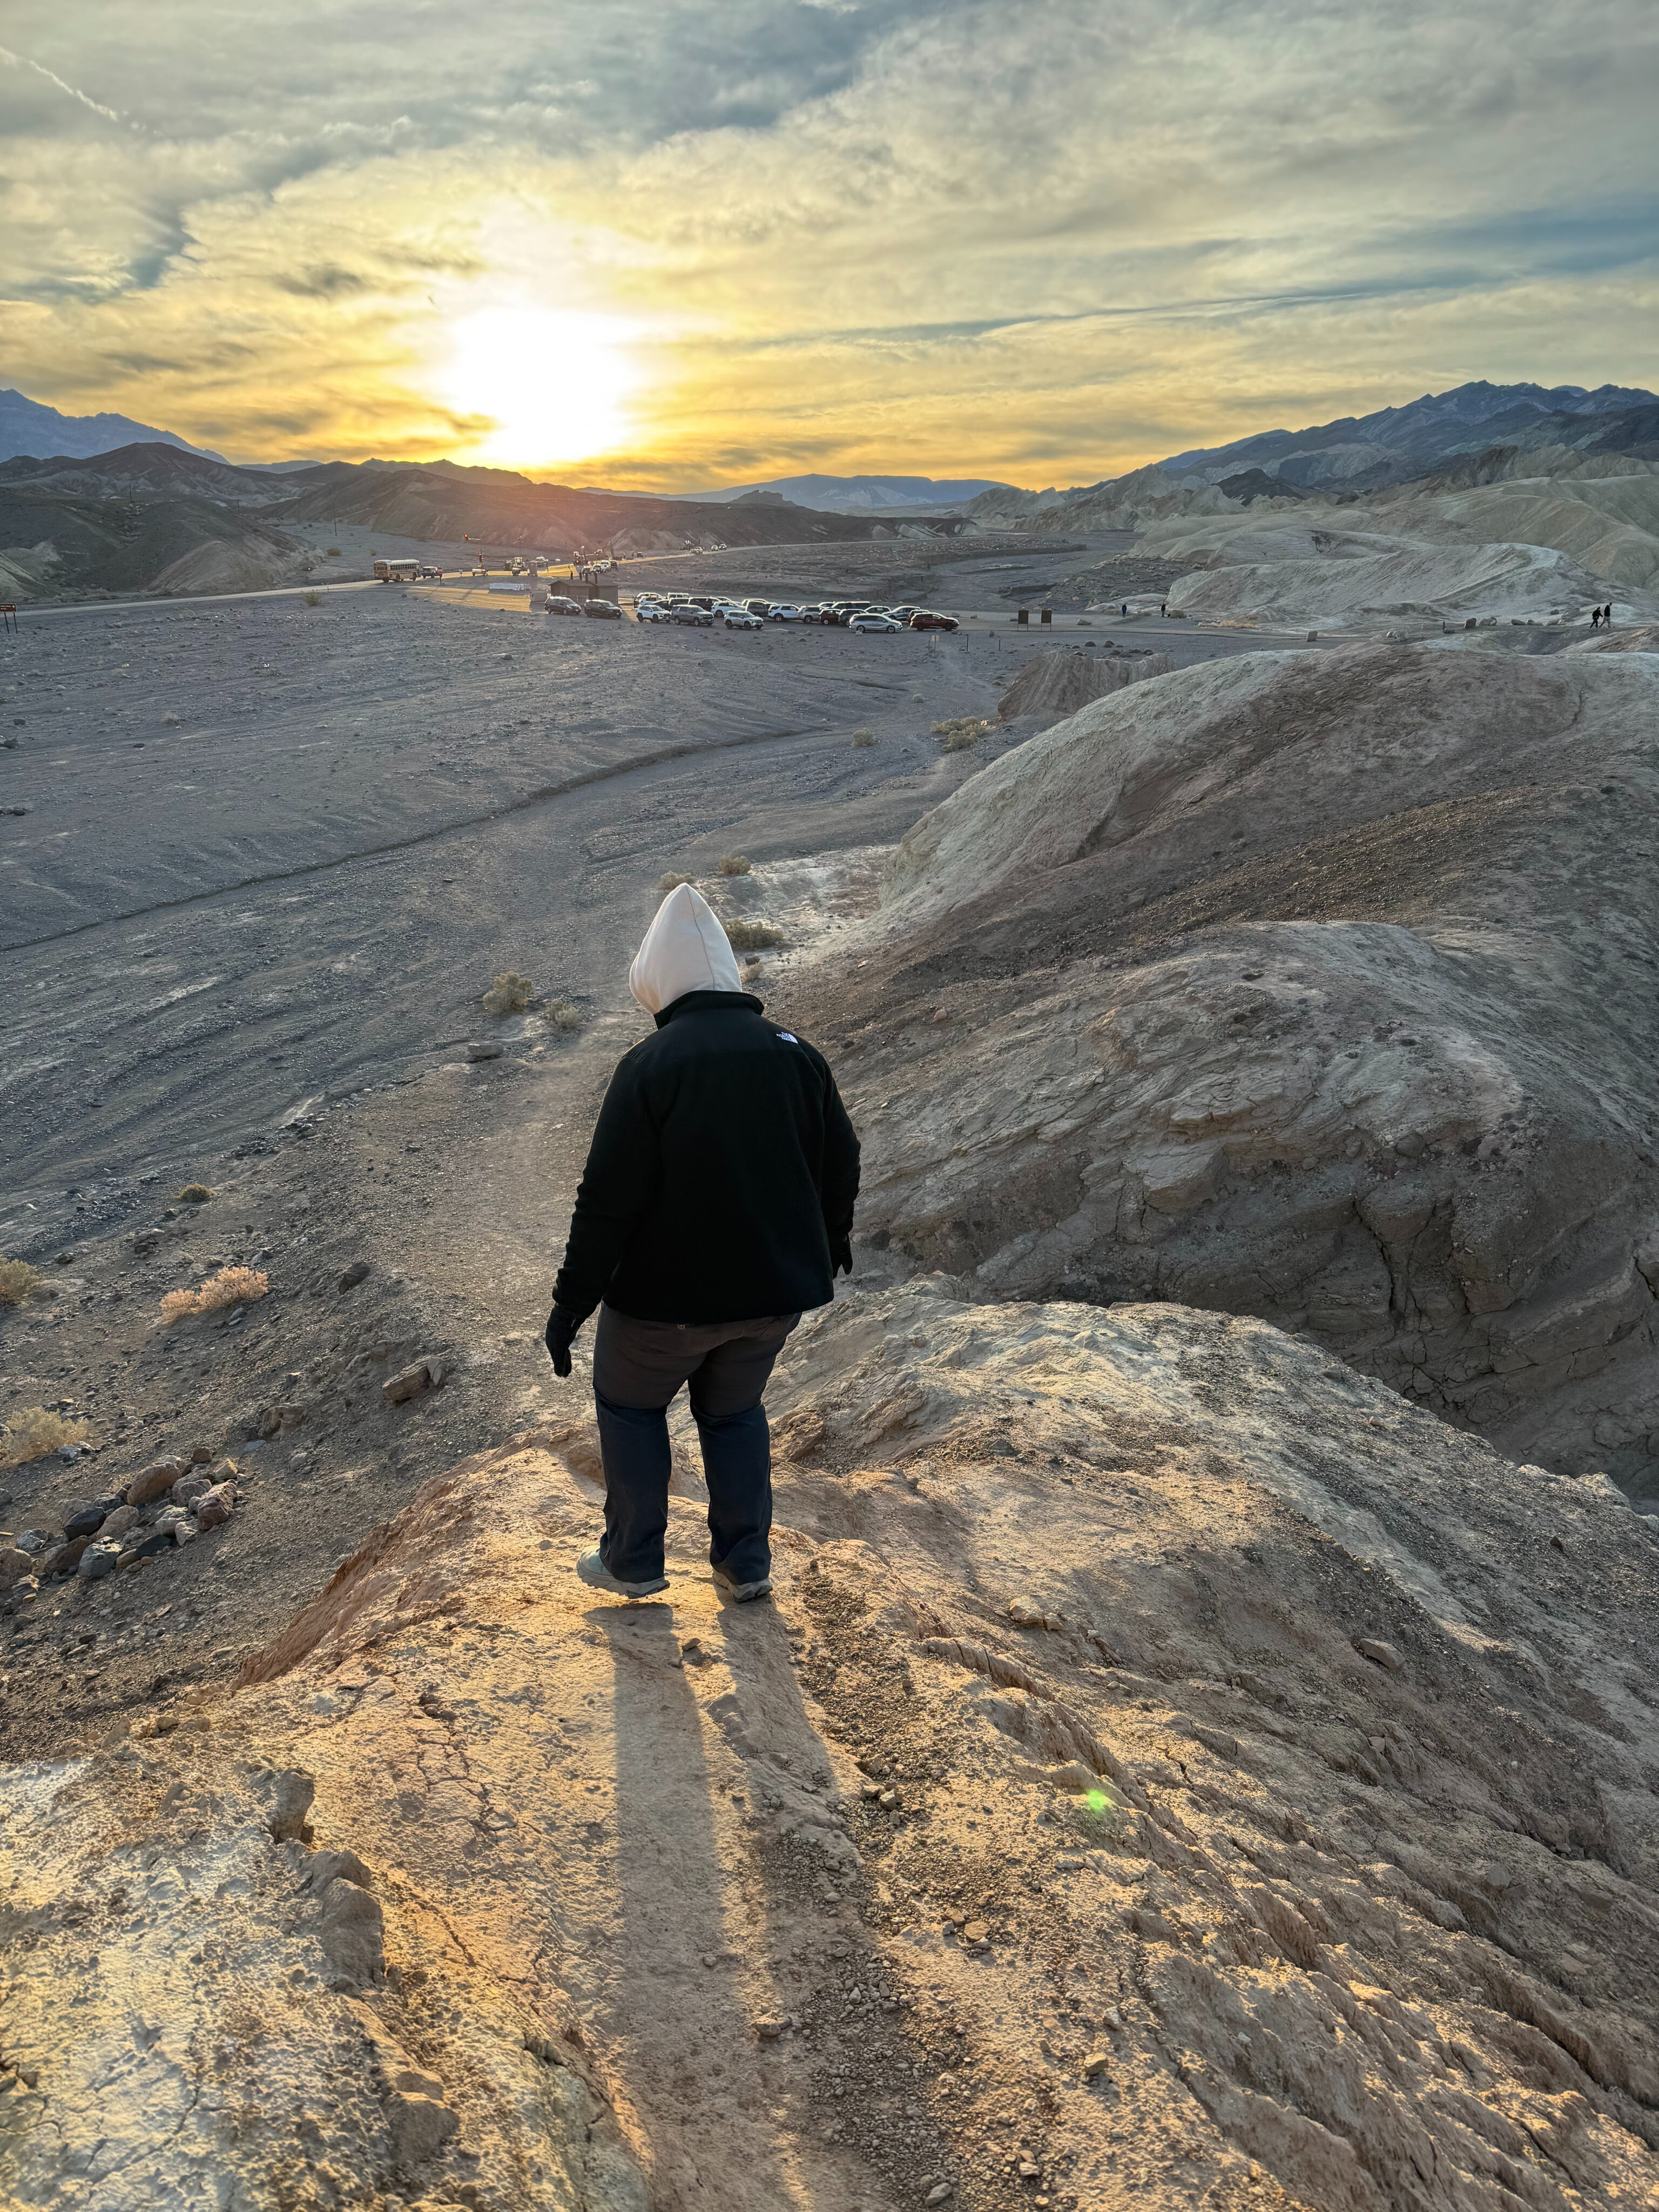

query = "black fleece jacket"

[552,990,860,1325]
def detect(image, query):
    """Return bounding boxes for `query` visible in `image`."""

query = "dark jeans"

[591,1305,800,1586]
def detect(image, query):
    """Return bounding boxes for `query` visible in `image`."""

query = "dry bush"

[482,971,534,1015]
[0,1257,43,1306]
[175,1184,213,1205]
[545,999,583,1032]
[851,728,876,748]
[934,716,989,754]
[724,918,785,952]
[159,1267,269,1324]
[303,590,322,608]
[657,872,696,893]
[717,854,752,877]
[2,1406,90,1469]
[325,547,342,557]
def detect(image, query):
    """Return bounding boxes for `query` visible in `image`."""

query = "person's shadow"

[597,1600,824,2208]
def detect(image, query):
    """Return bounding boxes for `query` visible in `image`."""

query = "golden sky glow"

[2,4,1656,488]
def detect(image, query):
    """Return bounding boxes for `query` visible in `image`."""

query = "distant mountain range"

[0,442,974,602]
[658,473,1009,511]
[0,388,225,466]
[1158,380,1659,493]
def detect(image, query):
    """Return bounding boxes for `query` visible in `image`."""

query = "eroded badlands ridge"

[801,644,1659,1497]
[4,1289,1657,2210]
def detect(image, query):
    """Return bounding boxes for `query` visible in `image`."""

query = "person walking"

[545,883,860,1602]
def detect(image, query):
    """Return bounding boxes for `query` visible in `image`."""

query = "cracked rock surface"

[794,644,1659,1498]
[4,1288,1657,2209]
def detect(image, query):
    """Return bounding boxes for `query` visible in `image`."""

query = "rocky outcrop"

[785,644,1659,1497]
[5,1291,1657,2209]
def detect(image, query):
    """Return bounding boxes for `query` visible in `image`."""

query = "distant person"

[1603,604,1614,629]
[1121,601,1128,617]
[1159,601,1168,618]
[1590,606,1602,629]
[545,885,860,1603]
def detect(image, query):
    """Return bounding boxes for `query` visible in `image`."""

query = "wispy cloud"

[1,0,1654,478]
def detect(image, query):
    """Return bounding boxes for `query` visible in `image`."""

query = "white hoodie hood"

[628,882,744,1015]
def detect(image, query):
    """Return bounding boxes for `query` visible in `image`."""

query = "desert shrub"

[545,999,583,1032]
[1,1406,90,1468]
[934,716,989,753]
[657,872,696,893]
[0,1257,43,1306]
[303,590,322,608]
[159,1266,269,1324]
[482,971,534,1015]
[851,727,876,748]
[724,918,785,952]
[175,1184,213,1205]
[325,547,342,558]
[716,854,752,877]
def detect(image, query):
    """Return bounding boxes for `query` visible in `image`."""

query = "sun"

[437,305,638,469]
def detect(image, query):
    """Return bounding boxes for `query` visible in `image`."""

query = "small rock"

[120,1528,177,1563]
[126,1458,188,1507]
[1354,1638,1403,1672]
[63,1501,108,1542]
[1081,2048,1111,2078]
[926,2188,954,2206]
[39,1535,95,1578]
[170,1474,212,1508]
[194,1482,236,1530]
[879,1790,899,1810]
[99,1504,138,1542]
[383,1360,441,1405]
[187,1444,214,1466]
[963,1920,989,1944]
[755,2017,788,2041]
[338,1260,371,1292]
[77,1541,122,1582]
[464,1041,504,1062]
[1102,2005,1124,2031]
[14,1530,50,1556]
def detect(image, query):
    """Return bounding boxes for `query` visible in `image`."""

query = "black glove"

[830,1235,853,1278]
[544,1305,583,1377]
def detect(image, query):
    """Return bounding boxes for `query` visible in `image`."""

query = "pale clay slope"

[822,646,1659,1493]
[5,1289,1658,2210]
[1127,471,1659,629]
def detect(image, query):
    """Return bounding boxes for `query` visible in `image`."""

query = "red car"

[909,611,959,631]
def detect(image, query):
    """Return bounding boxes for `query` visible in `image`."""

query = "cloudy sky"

[2,0,1655,485]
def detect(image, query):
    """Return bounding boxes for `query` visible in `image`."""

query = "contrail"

[0,44,124,124]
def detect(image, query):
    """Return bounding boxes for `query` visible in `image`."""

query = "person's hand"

[830,1236,853,1278]
[544,1306,582,1377]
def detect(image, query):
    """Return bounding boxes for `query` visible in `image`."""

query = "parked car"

[768,604,806,622]
[635,600,671,622]
[745,600,773,617]
[584,597,622,619]
[722,609,763,630]
[671,604,714,626]
[909,611,960,631]
[849,612,904,633]
[545,595,583,617]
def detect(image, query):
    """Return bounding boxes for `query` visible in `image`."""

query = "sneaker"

[576,1548,667,1599]
[713,1563,773,1603]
